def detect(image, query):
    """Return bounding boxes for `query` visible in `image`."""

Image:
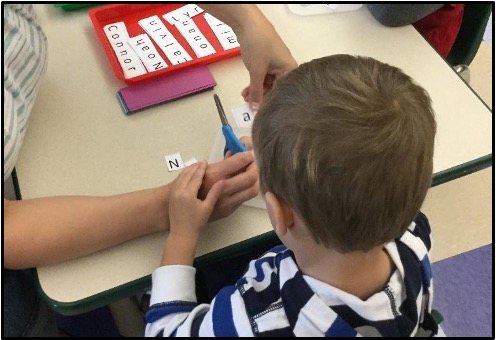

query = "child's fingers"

[226,180,259,206]
[204,180,225,209]
[175,162,202,190]
[187,161,208,193]
[239,136,253,150]
[220,160,258,196]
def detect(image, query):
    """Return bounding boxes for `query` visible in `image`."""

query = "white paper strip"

[103,22,129,51]
[204,13,240,50]
[183,158,199,167]
[119,53,148,79]
[165,152,185,171]
[138,15,176,44]
[173,19,216,58]
[163,4,204,25]
[128,34,168,72]
[138,15,193,65]
[103,22,147,79]
[232,102,256,129]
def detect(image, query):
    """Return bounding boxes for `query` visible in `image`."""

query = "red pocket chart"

[89,4,241,85]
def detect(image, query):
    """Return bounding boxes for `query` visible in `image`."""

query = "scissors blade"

[214,94,229,126]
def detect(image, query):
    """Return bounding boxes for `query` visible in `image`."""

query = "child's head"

[252,54,436,252]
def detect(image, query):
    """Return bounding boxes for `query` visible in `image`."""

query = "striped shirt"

[3,4,47,181]
[145,212,439,337]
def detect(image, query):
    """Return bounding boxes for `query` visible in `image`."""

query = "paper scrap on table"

[183,158,199,167]
[232,102,256,129]
[165,152,185,171]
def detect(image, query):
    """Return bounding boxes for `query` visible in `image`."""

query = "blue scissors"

[214,94,247,156]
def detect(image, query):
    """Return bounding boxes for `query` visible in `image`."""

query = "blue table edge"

[35,153,493,315]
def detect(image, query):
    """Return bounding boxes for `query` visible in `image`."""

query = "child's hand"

[239,136,253,151]
[199,151,259,221]
[225,136,253,157]
[169,161,225,239]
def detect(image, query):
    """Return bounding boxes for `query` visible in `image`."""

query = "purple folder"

[117,65,216,114]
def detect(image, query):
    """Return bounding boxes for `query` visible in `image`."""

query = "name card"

[232,102,256,129]
[163,4,204,25]
[165,152,185,171]
[204,13,240,50]
[173,19,216,58]
[138,15,193,65]
[128,34,168,72]
[103,22,147,79]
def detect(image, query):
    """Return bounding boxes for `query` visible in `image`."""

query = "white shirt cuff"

[150,265,197,306]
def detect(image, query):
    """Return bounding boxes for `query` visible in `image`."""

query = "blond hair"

[252,55,436,252]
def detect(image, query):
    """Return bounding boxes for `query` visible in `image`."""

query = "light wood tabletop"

[15,4,492,314]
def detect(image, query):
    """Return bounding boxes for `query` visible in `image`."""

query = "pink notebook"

[117,65,216,114]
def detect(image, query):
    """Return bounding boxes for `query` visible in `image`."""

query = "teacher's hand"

[200,151,259,221]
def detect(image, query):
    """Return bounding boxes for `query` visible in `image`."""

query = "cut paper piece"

[128,34,168,72]
[138,15,193,65]
[159,42,192,65]
[183,158,199,167]
[209,129,266,210]
[232,102,256,129]
[204,13,240,50]
[174,19,216,58]
[165,152,185,171]
[163,4,204,25]
[103,21,129,51]
[103,22,147,78]
[118,51,147,79]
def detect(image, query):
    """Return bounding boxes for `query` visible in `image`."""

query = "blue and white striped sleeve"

[412,211,432,251]
[144,265,253,337]
[145,265,201,336]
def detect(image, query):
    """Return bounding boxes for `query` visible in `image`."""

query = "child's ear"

[264,192,294,237]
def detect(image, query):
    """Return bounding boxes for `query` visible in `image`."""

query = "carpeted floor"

[432,243,493,337]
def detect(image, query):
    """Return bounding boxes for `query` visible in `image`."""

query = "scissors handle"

[222,125,247,155]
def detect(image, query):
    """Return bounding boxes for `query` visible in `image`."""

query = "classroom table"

[15,4,492,315]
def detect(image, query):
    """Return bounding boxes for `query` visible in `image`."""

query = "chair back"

[447,4,492,65]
